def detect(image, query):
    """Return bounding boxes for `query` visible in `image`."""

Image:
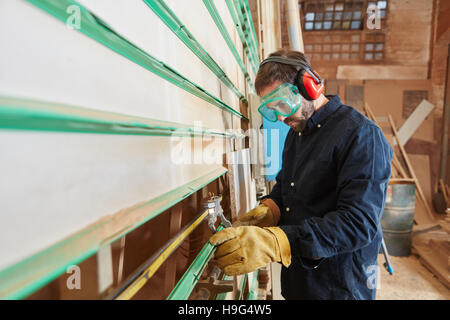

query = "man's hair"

[255,49,310,95]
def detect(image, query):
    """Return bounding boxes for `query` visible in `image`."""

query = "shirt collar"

[303,95,343,133]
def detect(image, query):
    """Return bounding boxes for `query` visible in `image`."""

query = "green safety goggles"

[258,83,302,122]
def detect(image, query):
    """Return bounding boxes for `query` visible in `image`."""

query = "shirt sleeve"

[280,123,393,261]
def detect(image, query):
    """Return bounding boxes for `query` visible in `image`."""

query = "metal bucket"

[381,179,416,256]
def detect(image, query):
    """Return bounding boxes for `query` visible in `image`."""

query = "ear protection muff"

[297,68,324,100]
[259,56,324,101]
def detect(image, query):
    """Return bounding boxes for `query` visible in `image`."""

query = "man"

[209,49,393,300]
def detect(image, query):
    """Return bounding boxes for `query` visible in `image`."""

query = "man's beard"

[283,99,315,132]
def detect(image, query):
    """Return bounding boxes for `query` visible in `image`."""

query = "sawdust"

[376,253,450,300]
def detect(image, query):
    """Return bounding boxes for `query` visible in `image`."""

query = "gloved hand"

[233,199,280,228]
[209,226,291,276]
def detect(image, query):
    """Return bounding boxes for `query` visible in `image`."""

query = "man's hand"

[209,226,291,276]
[233,199,280,228]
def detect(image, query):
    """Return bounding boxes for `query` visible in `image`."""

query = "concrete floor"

[376,253,450,300]
[271,254,450,300]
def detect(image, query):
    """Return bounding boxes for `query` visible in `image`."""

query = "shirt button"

[317,124,321,128]
[290,182,295,187]
[286,207,290,212]
[298,132,302,136]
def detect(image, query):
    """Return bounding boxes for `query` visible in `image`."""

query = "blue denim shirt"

[262,95,393,300]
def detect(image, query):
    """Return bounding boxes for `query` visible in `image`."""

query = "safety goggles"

[258,83,302,122]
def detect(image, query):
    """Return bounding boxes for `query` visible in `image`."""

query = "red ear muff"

[297,69,324,101]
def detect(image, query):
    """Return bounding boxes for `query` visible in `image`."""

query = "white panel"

[396,99,435,146]
[0,0,243,272]
[165,0,247,97]
[0,0,230,131]
[76,0,240,111]
[0,131,224,270]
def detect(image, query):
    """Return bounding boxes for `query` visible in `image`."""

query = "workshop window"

[363,33,385,61]
[300,0,387,64]
[300,0,388,31]
[304,32,363,62]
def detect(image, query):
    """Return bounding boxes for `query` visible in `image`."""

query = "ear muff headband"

[259,56,324,101]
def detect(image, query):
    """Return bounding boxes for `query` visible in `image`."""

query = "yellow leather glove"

[233,199,280,228]
[209,226,291,276]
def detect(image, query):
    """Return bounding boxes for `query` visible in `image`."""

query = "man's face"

[259,81,315,132]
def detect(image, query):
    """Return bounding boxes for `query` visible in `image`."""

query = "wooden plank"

[388,115,435,223]
[337,65,428,80]
[395,99,435,146]
[364,103,408,178]
[163,202,183,296]
[97,244,114,295]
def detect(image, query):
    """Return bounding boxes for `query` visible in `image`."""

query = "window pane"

[365,53,374,60]
[375,52,383,60]
[342,44,350,51]
[351,34,361,42]
[313,53,322,60]
[343,12,353,20]
[314,44,323,51]
[342,21,350,29]
[305,44,313,52]
[316,12,323,20]
[351,20,361,29]
[333,21,341,29]
[305,22,314,30]
[332,53,340,60]
[323,44,331,52]
[351,53,359,60]
[306,3,316,11]
[342,53,350,60]
[333,44,341,51]
[325,12,333,20]
[380,9,386,18]
[353,11,362,19]
[324,21,332,29]
[365,43,374,51]
[325,3,334,11]
[375,43,384,51]
[315,22,323,30]
[323,53,331,60]
[354,2,363,10]
[335,3,344,11]
[334,12,343,20]
[305,12,315,21]
[378,1,387,9]
[351,44,359,52]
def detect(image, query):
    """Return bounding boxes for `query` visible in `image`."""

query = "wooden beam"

[364,103,408,179]
[388,115,435,222]
[337,65,428,80]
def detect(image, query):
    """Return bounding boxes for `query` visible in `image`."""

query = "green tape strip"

[0,96,245,139]
[144,0,247,102]
[26,0,247,120]
[247,270,259,300]
[202,0,255,92]
[235,0,260,69]
[167,225,224,300]
[0,167,228,300]
[225,0,260,75]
